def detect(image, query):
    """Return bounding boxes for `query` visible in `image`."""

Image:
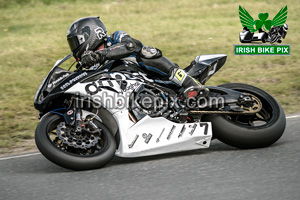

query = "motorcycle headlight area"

[35,67,72,103]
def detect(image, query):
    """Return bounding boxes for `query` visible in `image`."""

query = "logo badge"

[67,110,73,115]
[95,27,106,40]
[235,5,290,56]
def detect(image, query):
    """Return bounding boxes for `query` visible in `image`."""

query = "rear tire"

[262,33,267,43]
[35,113,116,170]
[202,83,286,149]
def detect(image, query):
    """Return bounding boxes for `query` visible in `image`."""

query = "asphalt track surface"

[1,115,299,200]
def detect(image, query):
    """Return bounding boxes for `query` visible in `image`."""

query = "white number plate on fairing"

[115,116,212,158]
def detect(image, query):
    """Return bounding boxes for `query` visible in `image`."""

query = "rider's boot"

[169,68,209,98]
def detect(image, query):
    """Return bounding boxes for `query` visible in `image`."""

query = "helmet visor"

[67,35,86,51]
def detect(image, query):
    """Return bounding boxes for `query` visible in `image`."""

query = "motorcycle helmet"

[283,23,288,31]
[67,17,107,60]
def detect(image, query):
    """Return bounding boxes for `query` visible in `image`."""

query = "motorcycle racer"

[67,16,208,98]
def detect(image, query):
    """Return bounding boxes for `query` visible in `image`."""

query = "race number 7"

[200,123,208,135]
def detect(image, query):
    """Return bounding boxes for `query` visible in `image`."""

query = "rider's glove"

[81,50,106,67]
[81,51,96,67]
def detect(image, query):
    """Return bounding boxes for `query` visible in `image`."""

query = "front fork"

[63,94,83,132]
[47,95,101,134]
[74,94,83,132]
[72,95,101,134]
[75,108,83,132]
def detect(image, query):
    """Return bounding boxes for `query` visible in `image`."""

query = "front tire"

[35,113,116,170]
[203,83,286,149]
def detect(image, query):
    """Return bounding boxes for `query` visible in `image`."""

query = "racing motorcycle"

[34,54,286,170]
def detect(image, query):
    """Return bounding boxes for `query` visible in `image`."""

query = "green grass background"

[0,0,299,152]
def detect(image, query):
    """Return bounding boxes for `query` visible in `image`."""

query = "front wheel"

[202,83,286,149]
[35,113,116,170]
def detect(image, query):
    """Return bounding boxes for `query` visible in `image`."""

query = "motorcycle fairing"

[63,72,213,157]
[34,54,73,106]
[114,113,212,157]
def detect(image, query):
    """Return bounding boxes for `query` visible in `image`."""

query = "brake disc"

[56,122,99,149]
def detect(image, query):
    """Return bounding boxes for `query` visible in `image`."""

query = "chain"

[188,94,262,115]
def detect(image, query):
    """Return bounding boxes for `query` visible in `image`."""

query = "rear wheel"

[262,33,267,43]
[35,113,116,170]
[202,83,286,149]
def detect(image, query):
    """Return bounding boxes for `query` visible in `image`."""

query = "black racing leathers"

[80,30,207,97]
